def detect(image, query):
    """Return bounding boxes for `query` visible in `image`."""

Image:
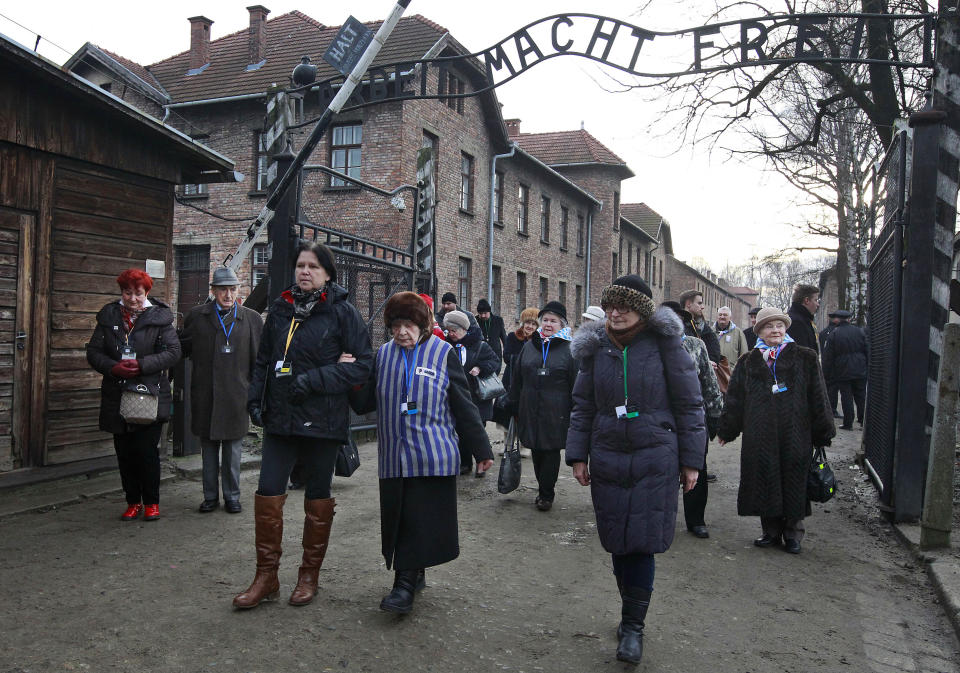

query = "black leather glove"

[249,405,263,428]
[290,373,311,404]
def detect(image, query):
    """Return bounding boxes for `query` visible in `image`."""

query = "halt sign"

[323,16,375,76]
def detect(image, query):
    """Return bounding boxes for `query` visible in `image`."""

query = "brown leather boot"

[233,493,287,609]
[289,497,335,606]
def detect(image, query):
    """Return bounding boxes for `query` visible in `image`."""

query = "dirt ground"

[2,426,959,673]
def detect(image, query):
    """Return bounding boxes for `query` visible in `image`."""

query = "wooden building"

[0,35,235,481]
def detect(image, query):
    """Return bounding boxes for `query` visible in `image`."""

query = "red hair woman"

[86,269,181,521]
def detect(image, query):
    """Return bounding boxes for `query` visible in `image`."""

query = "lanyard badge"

[538,338,551,376]
[275,316,300,377]
[771,346,788,393]
[217,303,237,353]
[617,346,639,419]
[401,344,420,415]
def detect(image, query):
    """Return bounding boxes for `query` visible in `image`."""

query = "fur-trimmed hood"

[570,306,682,360]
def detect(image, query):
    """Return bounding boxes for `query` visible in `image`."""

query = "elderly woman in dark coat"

[507,300,577,511]
[358,292,493,614]
[86,269,181,522]
[567,275,705,665]
[718,306,835,555]
[234,241,373,610]
[444,310,500,477]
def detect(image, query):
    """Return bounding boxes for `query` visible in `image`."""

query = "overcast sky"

[1,0,832,269]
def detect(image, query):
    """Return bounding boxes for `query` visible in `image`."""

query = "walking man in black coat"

[786,283,821,355]
[436,292,478,332]
[821,310,867,429]
[475,298,506,370]
[679,289,722,364]
[743,306,761,350]
[820,311,844,417]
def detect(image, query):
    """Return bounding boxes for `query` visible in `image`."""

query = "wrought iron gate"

[863,130,909,504]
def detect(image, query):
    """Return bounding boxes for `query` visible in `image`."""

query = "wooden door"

[0,209,36,469]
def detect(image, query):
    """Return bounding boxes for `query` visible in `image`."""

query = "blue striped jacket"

[375,335,462,478]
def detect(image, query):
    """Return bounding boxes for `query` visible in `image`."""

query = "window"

[539,276,548,308]
[651,255,656,285]
[540,196,550,243]
[575,285,582,325]
[659,260,663,288]
[558,281,567,309]
[612,253,618,283]
[492,265,502,315]
[493,172,504,225]
[330,124,362,187]
[613,191,620,230]
[576,213,585,256]
[627,243,633,275]
[560,206,569,250]
[644,251,651,279]
[516,272,527,319]
[255,132,270,191]
[181,183,208,197]
[458,257,472,310]
[438,69,465,114]
[517,184,529,235]
[252,243,269,288]
[460,152,474,212]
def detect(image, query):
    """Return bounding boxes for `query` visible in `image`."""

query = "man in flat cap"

[181,268,263,513]
[821,309,867,430]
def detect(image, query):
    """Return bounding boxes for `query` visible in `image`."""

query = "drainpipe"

[586,205,599,304]
[488,143,518,301]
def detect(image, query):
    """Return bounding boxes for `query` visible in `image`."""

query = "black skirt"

[380,476,459,571]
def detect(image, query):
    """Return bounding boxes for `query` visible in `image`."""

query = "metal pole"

[921,322,960,549]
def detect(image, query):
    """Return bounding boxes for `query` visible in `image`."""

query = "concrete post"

[921,322,960,549]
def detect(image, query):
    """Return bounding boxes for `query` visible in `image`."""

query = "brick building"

[64,8,660,327]
[663,256,754,327]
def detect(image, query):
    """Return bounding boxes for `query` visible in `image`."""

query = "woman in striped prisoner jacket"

[356,291,494,615]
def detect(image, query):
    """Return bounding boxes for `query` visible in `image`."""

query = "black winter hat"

[538,300,567,322]
[476,298,492,313]
[441,292,457,304]
[601,275,655,321]
[748,306,762,316]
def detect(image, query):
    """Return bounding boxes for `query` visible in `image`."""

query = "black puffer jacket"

[506,332,578,451]
[822,322,867,382]
[249,283,373,441]
[86,300,181,434]
[567,308,706,555]
[450,325,500,422]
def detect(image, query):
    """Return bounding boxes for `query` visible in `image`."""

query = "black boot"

[617,587,650,665]
[380,569,421,614]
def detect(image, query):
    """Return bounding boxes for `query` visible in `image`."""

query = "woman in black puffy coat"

[567,275,705,665]
[234,241,373,611]
[86,268,180,523]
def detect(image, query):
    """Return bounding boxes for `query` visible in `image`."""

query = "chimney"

[188,16,214,71]
[247,5,270,65]
[505,118,521,138]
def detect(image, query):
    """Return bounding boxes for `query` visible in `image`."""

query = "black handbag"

[335,435,361,477]
[476,372,506,401]
[497,417,522,494]
[807,446,836,503]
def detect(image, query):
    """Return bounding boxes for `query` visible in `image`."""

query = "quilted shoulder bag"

[477,372,506,401]
[120,382,159,425]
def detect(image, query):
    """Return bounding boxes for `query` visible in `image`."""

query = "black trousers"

[827,382,840,413]
[612,553,655,592]
[114,423,163,505]
[531,450,562,501]
[257,433,339,500]
[683,442,709,529]
[838,378,866,426]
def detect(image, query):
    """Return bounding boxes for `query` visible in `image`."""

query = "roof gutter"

[488,143,518,303]
[165,91,268,109]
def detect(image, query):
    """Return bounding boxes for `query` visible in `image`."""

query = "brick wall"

[664,255,752,327]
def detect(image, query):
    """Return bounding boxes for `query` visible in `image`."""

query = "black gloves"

[289,373,311,404]
[707,416,719,441]
[249,405,263,428]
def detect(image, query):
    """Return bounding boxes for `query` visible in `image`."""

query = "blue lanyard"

[216,303,237,343]
[771,344,784,385]
[541,338,551,367]
[401,343,420,401]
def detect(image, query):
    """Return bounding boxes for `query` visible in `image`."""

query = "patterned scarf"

[538,326,571,342]
[290,284,328,320]
[716,321,737,336]
[119,298,151,333]
[754,334,795,367]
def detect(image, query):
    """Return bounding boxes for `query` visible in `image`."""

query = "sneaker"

[143,504,160,521]
[121,504,143,521]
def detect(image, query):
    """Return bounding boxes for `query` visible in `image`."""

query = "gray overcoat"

[182,302,263,440]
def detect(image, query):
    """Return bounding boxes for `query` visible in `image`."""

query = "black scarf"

[290,284,328,320]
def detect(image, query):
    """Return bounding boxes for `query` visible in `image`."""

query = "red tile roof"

[514,129,631,173]
[101,48,167,93]
[147,12,449,103]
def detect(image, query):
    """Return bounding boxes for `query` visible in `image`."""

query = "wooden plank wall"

[46,160,173,465]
